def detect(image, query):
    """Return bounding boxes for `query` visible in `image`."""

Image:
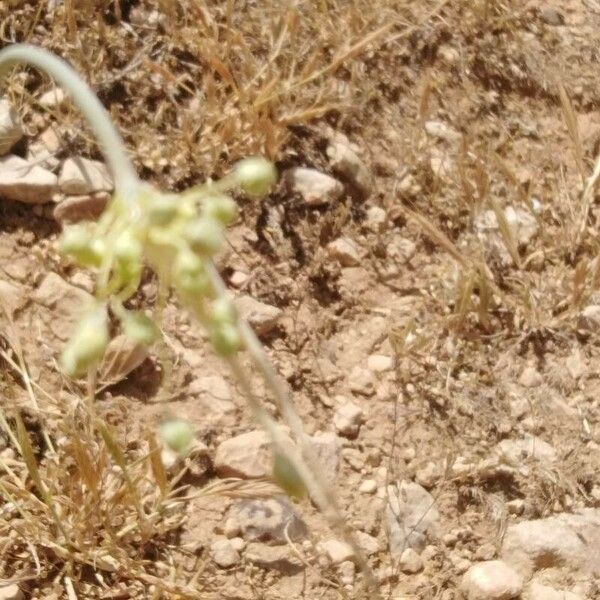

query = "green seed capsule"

[234,157,277,198]
[184,216,224,256]
[210,322,241,356]
[174,251,212,297]
[272,452,307,500]
[210,297,236,325]
[121,311,160,345]
[147,194,178,226]
[60,306,109,377]
[203,195,238,226]
[159,418,195,455]
[59,224,103,267]
[114,230,142,280]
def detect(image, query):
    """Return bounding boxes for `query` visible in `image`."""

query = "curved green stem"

[0,44,139,202]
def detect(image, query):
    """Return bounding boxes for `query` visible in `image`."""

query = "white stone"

[365,205,387,231]
[59,156,113,195]
[38,87,67,109]
[387,236,416,262]
[385,481,440,556]
[0,100,23,155]
[327,138,372,198]
[348,365,376,396]
[310,431,340,481]
[0,584,24,600]
[519,366,543,388]
[425,120,461,142]
[367,354,393,373]
[229,537,245,551]
[461,560,523,600]
[321,539,354,564]
[334,401,363,438]
[526,582,582,600]
[359,479,377,494]
[416,461,440,489]
[284,167,344,206]
[355,530,380,555]
[210,538,240,568]
[399,548,424,573]
[234,295,281,336]
[578,305,600,331]
[0,154,57,203]
[327,237,361,267]
[215,430,275,478]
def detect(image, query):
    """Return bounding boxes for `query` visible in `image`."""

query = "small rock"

[367,354,393,373]
[333,401,363,438]
[578,305,600,332]
[321,539,354,564]
[215,430,285,479]
[496,436,556,464]
[355,530,380,556]
[526,582,582,600]
[425,120,461,142]
[0,279,25,319]
[39,87,68,109]
[284,167,344,206]
[348,365,376,396]
[566,349,586,380]
[229,537,245,551]
[227,496,308,544]
[245,543,304,573]
[415,461,440,489]
[451,456,474,477]
[229,270,249,288]
[0,154,57,203]
[359,479,377,495]
[0,100,23,155]
[539,7,564,26]
[506,499,525,515]
[59,156,113,195]
[475,543,496,561]
[399,548,424,574]
[338,560,355,587]
[501,510,600,577]
[210,538,240,568]
[385,480,440,556]
[234,295,281,336]
[438,45,459,65]
[327,137,372,198]
[519,366,543,388]
[0,585,23,600]
[310,431,340,481]
[52,192,110,225]
[327,237,361,267]
[98,334,149,385]
[509,396,528,420]
[387,236,417,262]
[461,560,523,600]
[365,205,387,231]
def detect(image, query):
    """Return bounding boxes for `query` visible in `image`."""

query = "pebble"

[518,366,543,388]
[387,236,417,263]
[415,461,440,489]
[333,401,363,438]
[327,237,361,267]
[338,560,355,587]
[425,120,461,142]
[227,496,308,544]
[496,436,556,464]
[0,154,57,203]
[399,548,424,573]
[526,582,582,600]
[348,365,376,396]
[367,354,393,373]
[578,305,600,332]
[461,560,523,600]
[355,530,380,556]
[284,167,344,205]
[475,543,496,561]
[506,499,525,515]
[215,430,279,479]
[58,156,113,195]
[310,431,340,481]
[98,334,149,385]
[501,509,600,577]
[53,192,110,225]
[539,7,564,26]
[359,479,377,494]
[234,295,281,336]
[364,205,387,231]
[38,87,68,109]
[326,136,372,198]
[0,100,23,155]
[385,481,440,556]
[320,539,354,564]
[210,538,240,568]
[245,543,303,574]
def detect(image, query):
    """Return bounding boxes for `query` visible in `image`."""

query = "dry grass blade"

[146,431,168,497]
[489,196,521,267]
[558,83,585,184]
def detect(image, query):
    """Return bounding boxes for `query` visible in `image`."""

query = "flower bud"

[184,216,224,256]
[210,297,236,325]
[210,322,241,356]
[159,418,194,455]
[59,224,104,267]
[272,452,307,500]
[121,311,159,345]
[174,251,212,297]
[60,306,109,377]
[147,194,178,226]
[203,195,238,226]
[234,157,277,197]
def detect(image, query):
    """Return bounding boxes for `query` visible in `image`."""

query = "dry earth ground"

[1,0,600,598]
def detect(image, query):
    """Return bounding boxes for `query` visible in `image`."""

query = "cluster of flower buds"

[58,157,277,378]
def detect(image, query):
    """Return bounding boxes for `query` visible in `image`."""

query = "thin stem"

[0,44,139,202]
